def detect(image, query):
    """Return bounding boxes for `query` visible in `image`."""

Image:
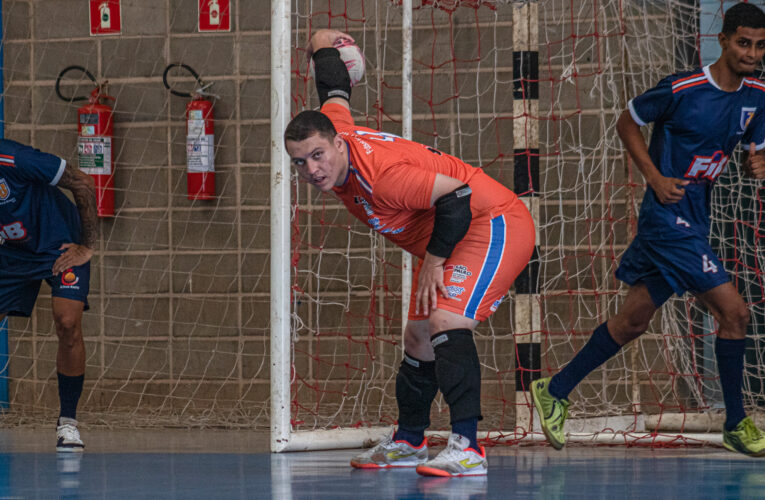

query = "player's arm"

[53,163,97,274]
[745,142,765,179]
[616,109,688,204]
[416,174,472,315]
[307,29,352,111]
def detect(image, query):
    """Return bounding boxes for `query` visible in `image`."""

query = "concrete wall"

[2,0,699,430]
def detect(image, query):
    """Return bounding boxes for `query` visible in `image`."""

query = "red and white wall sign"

[199,0,231,32]
[89,0,121,36]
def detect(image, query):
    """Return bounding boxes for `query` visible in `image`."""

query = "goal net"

[279,0,765,450]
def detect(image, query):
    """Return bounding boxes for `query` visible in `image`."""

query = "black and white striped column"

[511,1,541,434]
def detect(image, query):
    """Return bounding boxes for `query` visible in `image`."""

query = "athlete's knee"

[717,302,750,337]
[53,313,81,341]
[624,315,651,336]
[609,314,650,344]
[403,321,432,357]
[431,329,482,423]
[427,309,477,335]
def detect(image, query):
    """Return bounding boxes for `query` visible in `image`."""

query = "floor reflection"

[57,453,83,499]
[0,448,762,499]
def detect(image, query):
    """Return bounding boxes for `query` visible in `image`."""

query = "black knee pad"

[395,353,439,432]
[431,329,482,423]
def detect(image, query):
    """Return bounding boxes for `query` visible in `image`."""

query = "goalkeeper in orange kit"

[284,29,535,477]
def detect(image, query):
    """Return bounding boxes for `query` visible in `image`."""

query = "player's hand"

[648,174,689,204]
[53,243,93,275]
[745,142,765,179]
[306,29,354,60]
[415,253,449,316]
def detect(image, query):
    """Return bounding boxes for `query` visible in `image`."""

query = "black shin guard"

[395,353,439,432]
[431,329,482,424]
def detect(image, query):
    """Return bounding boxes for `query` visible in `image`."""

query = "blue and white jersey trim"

[627,99,646,127]
[50,159,66,186]
[350,166,373,195]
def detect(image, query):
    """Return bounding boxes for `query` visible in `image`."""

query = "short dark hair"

[284,110,337,144]
[722,2,765,36]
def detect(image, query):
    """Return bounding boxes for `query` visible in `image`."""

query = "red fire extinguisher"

[56,66,116,217]
[164,64,216,200]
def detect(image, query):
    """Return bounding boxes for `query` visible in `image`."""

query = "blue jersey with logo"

[0,139,80,261]
[628,65,765,238]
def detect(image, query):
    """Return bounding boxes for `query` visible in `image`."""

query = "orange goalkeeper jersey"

[324,102,525,259]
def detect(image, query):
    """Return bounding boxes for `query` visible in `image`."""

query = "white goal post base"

[272,413,730,452]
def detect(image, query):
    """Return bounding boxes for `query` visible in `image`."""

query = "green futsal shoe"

[723,417,765,457]
[531,377,569,450]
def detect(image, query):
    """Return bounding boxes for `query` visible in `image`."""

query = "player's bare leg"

[53,297,85,376]
[697,282,749,340]
[696,283,764,455]
[606,283,658,345]
[404,318,434,361]
[534,283,658,449]
[52,297,86,452]
[427,308,478,335]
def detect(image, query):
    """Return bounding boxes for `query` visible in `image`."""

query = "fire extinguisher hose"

[55,66,99,102]
[163,63,203,98]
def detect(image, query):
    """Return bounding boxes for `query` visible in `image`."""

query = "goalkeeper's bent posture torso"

[322,102,525,259]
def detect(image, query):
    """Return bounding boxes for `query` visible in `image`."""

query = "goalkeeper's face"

[720,26,765,76]
[287,132,348,192]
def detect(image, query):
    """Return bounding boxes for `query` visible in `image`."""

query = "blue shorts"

[615,233,730,308]
[0,253,90,317]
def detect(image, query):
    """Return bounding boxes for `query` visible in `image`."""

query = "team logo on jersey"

[0,178,9,201]
[0,221,26,240]
[489,296,505,312]
[446,264,472,284]
[685,150,728,181]
[741,107,756,131]
[61,268,80,287]
[445,285,465,300]
[675,216,691,228]
[353,196,405,235]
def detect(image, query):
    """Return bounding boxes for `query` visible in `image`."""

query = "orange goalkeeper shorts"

[408,207,535,323]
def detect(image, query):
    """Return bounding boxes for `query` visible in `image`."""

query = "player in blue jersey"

[0,139,96,451]
[533,2,765,456]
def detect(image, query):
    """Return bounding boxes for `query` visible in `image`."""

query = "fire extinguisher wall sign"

[89,0,121,36]
[199,0,230,32]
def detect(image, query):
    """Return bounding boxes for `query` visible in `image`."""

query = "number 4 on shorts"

[702,254,718,274]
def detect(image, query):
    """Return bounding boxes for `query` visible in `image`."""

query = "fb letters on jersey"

[685,150,729,181]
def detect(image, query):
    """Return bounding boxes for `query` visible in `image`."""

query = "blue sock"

[452,417,479,450]
[393,427,424,447]
[715,337,747,431]
[548,322,622,400]
[57,373,84,420]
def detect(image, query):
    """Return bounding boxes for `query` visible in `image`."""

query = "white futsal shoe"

[56,417,85,452]
[350,431,429,469]
[416,433,487,477]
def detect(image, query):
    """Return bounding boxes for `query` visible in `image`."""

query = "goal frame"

[268,0,728,453]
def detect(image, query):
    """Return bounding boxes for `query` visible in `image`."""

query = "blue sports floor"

[1,430,763,499]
